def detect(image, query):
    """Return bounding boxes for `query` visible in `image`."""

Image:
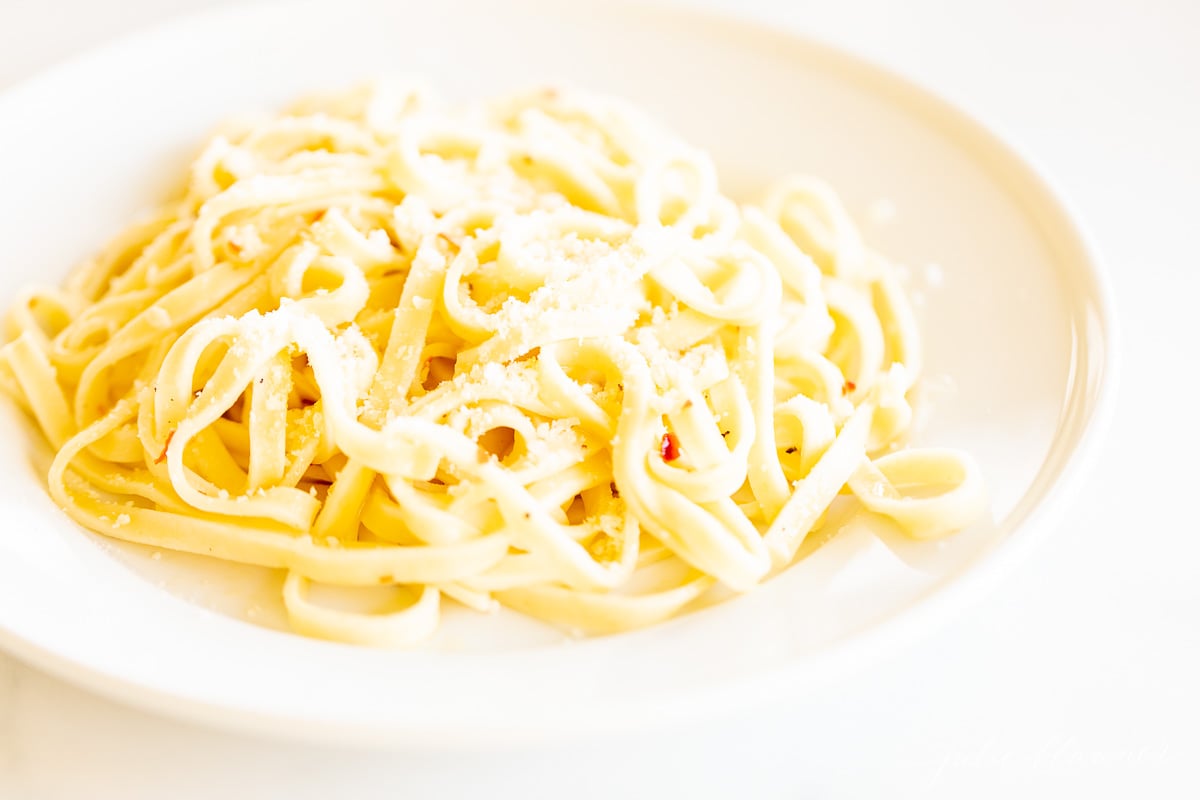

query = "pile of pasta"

[0,83,985,645]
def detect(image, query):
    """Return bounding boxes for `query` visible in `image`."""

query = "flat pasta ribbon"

[0,82,987,645]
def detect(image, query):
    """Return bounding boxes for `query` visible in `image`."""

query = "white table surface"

[1,0,1197,797]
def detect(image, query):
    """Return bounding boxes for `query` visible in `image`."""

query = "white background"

[1,0,1197,797]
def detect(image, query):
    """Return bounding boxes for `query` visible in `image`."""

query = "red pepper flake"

[842,380,856,395]
[155,429,176,464]
[660,431,681,462]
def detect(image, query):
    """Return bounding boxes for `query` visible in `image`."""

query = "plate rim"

[0,0,1119,747]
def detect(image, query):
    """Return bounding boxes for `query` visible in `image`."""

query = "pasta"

[0,82,986,646]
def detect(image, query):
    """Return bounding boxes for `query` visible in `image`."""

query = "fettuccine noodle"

[0,83,985,646]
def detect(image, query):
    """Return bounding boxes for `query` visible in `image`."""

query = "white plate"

[0,0,1116,746]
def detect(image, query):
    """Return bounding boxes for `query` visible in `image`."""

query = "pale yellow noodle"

[0,82,986,646]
